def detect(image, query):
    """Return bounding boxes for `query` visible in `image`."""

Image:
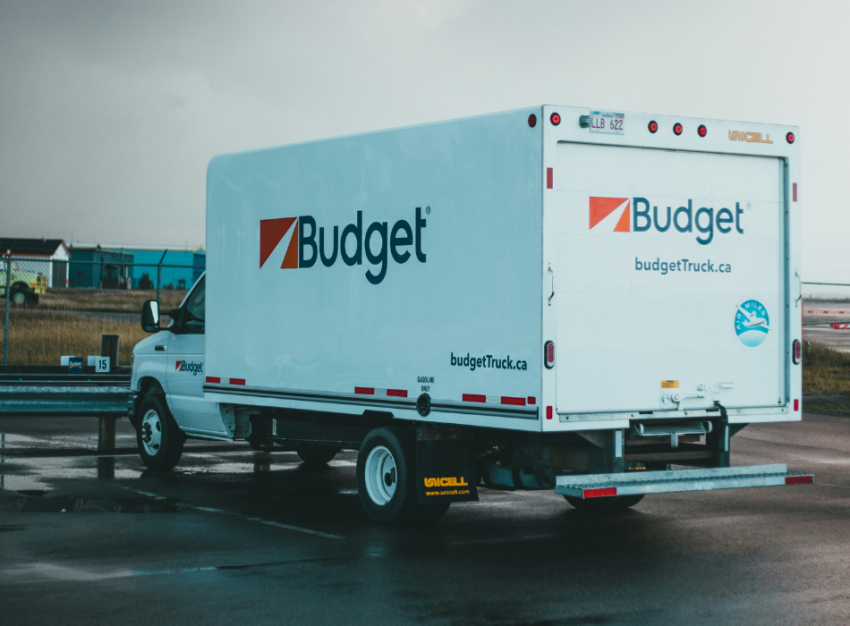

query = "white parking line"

[118,486,344,539]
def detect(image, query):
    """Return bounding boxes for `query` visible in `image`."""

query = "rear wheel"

[357,427,420,523]
[296,444,338,466]
[136,394,185,471]
[564,494,644,511]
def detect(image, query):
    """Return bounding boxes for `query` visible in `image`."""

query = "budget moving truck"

[131,106,813,523]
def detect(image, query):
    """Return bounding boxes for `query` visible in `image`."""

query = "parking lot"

[0,413,848,626]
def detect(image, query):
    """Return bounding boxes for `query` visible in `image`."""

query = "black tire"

[136,394,185,471]
[10,289,27,307]
[356,427,420,523]
[564,494,644,511]
[296,444,338,466]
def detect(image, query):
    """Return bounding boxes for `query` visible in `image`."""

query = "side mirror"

[141,300,160,333]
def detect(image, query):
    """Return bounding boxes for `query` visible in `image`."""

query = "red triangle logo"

[260,217,298,268]
[589,197,630,232]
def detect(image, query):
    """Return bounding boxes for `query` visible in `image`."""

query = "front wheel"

[564,494,644,511]
[10,289,27,307]
[136,394,185,471]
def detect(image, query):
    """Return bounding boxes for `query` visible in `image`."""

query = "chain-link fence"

[1,255,200,366]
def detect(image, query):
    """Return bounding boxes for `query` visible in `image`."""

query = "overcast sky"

[1,0,848,279]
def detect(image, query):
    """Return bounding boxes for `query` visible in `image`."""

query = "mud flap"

[415,427,478,504]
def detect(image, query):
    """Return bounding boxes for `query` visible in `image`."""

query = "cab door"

[165,276,227,435]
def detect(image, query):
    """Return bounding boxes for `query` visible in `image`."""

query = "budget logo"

[174,360,204,375]
[260,217,299,269]
[589,197,631,232]
[259,208,428,285]
[589,196,745,245]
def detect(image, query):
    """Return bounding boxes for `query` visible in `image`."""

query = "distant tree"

[164,283,174,290]
[178,278,186,289]
[138,273,154,290]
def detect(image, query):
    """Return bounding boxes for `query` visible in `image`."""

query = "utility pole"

[156,249,167,303]
[4,249,11,365]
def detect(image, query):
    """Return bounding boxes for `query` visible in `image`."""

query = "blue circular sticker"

[735,299,770,347]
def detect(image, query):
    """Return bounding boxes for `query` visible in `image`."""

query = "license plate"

[588,111,624,135]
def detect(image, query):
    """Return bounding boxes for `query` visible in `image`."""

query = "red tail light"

[544,341,555,369]
[673,123,683,136]
[786,132,795,144]
[550,112,561,126]
[528,114,537,128]
[698,125,707,137]
[648,120,658,133]
[793,339,801,364]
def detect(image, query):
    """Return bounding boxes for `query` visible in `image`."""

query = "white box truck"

[131,106,813,523]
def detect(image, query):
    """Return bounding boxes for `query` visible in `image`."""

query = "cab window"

[182,276,205,333]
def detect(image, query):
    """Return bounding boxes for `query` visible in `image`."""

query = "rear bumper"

[552,405,798,431]
[555,464,814,499]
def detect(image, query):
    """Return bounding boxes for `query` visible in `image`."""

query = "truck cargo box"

[203,106,802,434]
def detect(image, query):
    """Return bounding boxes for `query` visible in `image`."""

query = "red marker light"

[546,406,553,420]
[528,114,537,128]
[786,132,795,144]
[550,112,561,126]
[793,339,802,364]
[544,341,555,368]
[698,125,707,137]
[648,120,658,133]
[673,123,683,136]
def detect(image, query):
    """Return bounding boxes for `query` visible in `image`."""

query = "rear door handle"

[155,345,165,352]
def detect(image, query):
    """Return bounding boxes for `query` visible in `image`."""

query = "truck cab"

[0,259,47,306]
[131,274,232,468]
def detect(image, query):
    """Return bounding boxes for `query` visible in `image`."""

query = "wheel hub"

[364,445,397,506]
[140,409,162,456]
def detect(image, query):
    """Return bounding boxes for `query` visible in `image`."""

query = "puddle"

[0,473,51,492]
[12,495,178,513]
[0,454,143,494]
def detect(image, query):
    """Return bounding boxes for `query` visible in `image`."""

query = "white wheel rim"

[140,409,163,456]
[12,292,25,305]
[364,445,397,506]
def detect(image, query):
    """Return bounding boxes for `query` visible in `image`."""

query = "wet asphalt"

[0,414,848,626]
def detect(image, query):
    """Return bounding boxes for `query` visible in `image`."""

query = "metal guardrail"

[0,385,132,417]
[0,369,133,417]
[0,367,134,452]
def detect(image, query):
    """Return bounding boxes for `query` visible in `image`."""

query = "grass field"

[1,288,185,366]
[802,341,850,416]
[38,287,186,312]
[0,310,151,366]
